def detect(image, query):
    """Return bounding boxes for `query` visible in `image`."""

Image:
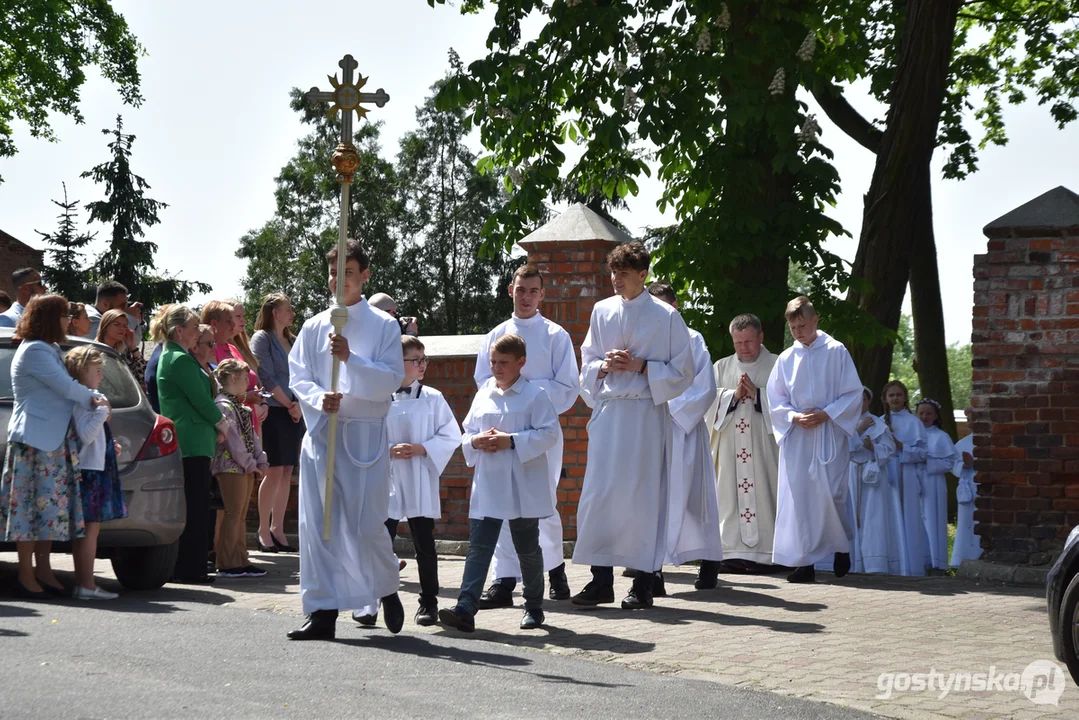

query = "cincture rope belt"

[338,417,388,469]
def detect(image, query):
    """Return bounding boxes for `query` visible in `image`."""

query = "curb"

[956,559,1049,587]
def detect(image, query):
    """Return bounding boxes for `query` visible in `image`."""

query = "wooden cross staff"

[305,54,389,541]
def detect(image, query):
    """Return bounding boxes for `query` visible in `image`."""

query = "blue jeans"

[457,517,544,615]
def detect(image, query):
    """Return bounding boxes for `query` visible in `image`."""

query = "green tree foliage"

[0,0,144,182]
[82,115,209,311]
[395,55,517,334]
[889,313,972,412]
[37,182,94,300]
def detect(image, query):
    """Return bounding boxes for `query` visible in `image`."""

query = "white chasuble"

[708,348,780,563]
[572,292,695,572]
[475,313,580,575]
[766,331,863,568]
[386,382,462,521]
[289,299,405,615]
[664,329,723,565]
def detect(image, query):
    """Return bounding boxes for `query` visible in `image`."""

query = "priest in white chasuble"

[705,313,781,588]
[570,242,695,611]
[766,296,863,584]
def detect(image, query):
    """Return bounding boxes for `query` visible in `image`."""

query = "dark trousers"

[175,456,212,580]
[384,517,439,602]
[591,565,653,591]
[458,517,543,615]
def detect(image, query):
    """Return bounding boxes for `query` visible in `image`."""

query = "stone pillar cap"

[518,203,635,248]
[983,185,1079,237]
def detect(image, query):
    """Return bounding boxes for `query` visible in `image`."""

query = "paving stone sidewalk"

[8,551,1070,719]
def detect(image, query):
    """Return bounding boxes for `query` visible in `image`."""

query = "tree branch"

[810,83,883,154]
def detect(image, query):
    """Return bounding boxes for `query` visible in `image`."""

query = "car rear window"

[0,344,142,409]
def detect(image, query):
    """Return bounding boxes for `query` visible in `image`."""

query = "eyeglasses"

[198,339,216,347]
[20,280,44,291]
[405,356,428,366]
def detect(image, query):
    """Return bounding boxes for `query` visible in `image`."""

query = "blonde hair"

[227,299,258,372]
[784,296,817,321]
[200,300,234,326]
[96,308,129,346]
[160,305,199,343]
[215,358,250,387]
[149,304,176,344]
[64,345,105,381]
[254,293,295,343]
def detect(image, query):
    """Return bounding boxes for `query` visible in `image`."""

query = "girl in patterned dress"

[65,346,128,599]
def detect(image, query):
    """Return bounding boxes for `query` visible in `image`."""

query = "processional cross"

[305,55,390,541]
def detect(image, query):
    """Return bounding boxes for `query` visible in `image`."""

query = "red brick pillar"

[972,186,1079,566]
[518,203,629,542]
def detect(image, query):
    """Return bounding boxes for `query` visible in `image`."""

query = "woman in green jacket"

[157,305,227,584]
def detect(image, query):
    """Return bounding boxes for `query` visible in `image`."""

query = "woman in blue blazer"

[1,294,109,600]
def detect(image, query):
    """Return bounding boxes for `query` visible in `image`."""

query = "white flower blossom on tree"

[798,114,821,143]
[768,68,786,95]
[697,28,712,53]
[717,4,731,30]
[796,31,816,62]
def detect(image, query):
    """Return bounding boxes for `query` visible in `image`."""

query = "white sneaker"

[72,586,119,600]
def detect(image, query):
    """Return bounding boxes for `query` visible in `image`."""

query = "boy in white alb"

[352,335,461,628]
[440,334,561,633]
[474,264,580,608]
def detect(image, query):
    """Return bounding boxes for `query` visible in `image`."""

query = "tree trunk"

[908,163,958,438]
[847,0,960,412]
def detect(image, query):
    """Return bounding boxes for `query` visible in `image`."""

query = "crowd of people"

[0,268,307,596]
[1,240,981,635]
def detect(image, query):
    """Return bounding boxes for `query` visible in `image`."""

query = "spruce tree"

[37,182,94,301]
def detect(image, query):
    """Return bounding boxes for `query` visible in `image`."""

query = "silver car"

[0,329,185,590]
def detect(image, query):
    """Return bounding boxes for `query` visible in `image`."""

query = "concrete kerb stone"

[956,559,1050,586]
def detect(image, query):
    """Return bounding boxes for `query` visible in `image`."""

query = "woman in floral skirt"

[1,294,110,600]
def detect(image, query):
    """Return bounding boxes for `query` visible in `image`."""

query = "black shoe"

[520,608,545,629]
[834,552,851,579]
[571,581,615,607]
[272,532,297,553]
[257,536,279,553]
[621,587,654,610]
[477,582,514,610]
[352,610,378,626]
[695,561,720,590]
[243,564,267,578]
[787,565,816,584]
[287,610,337,640]
[37,582,68,598]
[382,592,404,634]
[621,568,638,578]
[13,580,53,601]
[651,571,666,598]
[415,600,438,627]
[548,564,571,600]
[438,606,475,633]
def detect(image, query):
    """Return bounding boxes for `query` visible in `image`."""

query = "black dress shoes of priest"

[288,609,339,640]
[695,560,720,590]
[381,592,405,634]
[833,552,852,578]
[786,565,816,584]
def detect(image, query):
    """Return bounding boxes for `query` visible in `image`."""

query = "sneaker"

[438,606,476,633]
[217,567,248,578]
[520,608,545,630]
[548,564,571,601]
[72,586,118,601]
[415,601,439,627]
[570,581,615,607]
[477,582,514,610]
[242,565,267,578]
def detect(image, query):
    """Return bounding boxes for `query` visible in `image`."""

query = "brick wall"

[972,186,1079,566]
[0,230,44,298]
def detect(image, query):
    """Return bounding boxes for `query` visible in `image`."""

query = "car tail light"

[136,415,180,461]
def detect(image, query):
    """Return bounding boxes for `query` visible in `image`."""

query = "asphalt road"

[0,585,880,719]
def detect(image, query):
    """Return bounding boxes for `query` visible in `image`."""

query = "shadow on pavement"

[340,632,636,688]
[671,586,828,613]
[552,602,825,634]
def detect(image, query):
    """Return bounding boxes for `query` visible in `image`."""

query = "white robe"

[386,382,462,521]
[709,348,780,565]
[461,377,561,520]
[886,410,928,576]
[848,414,900,574]
[474,313,580,575]
[289,298,405,615]
[766,331,863,568]
[572,291,695,572]
[665,329,723,566]
[950,434,981,567]
[923,425,958,571]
